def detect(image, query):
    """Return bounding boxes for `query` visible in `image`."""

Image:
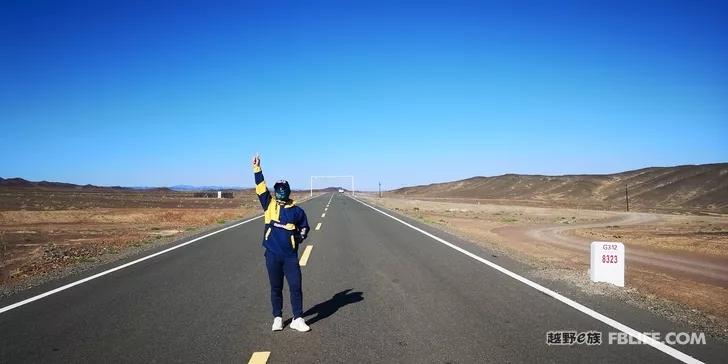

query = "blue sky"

[1,1,726,190]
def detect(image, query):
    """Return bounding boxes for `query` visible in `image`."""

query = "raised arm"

[252,154,272,210]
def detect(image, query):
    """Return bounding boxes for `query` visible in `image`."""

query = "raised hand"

[252,153,261,168]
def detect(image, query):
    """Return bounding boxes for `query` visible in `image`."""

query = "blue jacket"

[253,165,309,257]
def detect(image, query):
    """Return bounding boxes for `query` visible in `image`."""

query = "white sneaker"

[289,317,310,332]
[271,317,283,331]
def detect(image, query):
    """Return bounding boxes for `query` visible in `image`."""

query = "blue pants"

[265,250,303,318]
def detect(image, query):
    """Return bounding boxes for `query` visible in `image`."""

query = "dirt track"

[507,213,728,287]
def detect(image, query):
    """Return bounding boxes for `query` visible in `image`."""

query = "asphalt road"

[1,193,727,363]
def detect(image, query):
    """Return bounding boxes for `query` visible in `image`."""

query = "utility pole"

[625,184,629,212]
[379,181,382,198]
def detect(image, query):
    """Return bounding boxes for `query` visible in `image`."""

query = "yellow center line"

[248,351,270,364]
[299,245,314,266]
[315,222,322,230]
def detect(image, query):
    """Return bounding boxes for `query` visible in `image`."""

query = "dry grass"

[574,215,728,257]
[0,207,254,285]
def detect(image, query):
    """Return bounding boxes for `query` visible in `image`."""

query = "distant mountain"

[0,177,174,192]
[0,177,256,193]
[0,177,99,189]
[169,185,245,191]
[0,177,343,193]
[390,163,728,213]
[317,186,347,192]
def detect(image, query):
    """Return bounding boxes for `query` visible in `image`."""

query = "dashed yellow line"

[299,245,314,266]
[248,351,270,364]
[315,222,322,230]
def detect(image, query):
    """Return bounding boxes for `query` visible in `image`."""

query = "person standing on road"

[252,154,311,332]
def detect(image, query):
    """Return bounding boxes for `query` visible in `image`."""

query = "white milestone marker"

[590,241,625,287]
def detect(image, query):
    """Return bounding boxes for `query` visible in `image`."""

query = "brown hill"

[390,163,728,213]
[0,177,172,193]
[0,177,80,189]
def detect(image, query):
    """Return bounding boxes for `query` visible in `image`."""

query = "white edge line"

[351,196,702,364]
[0,194,323,315]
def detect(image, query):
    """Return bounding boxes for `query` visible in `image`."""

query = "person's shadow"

[286,289,364,327]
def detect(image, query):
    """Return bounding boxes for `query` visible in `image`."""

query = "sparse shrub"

[76,256,96,263]
[217,219,226,224]
[0,238,6,263]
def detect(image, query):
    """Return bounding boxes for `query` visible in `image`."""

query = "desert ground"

[0,187,308,295]
[362,195,728,337]
[2,183,726,336]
